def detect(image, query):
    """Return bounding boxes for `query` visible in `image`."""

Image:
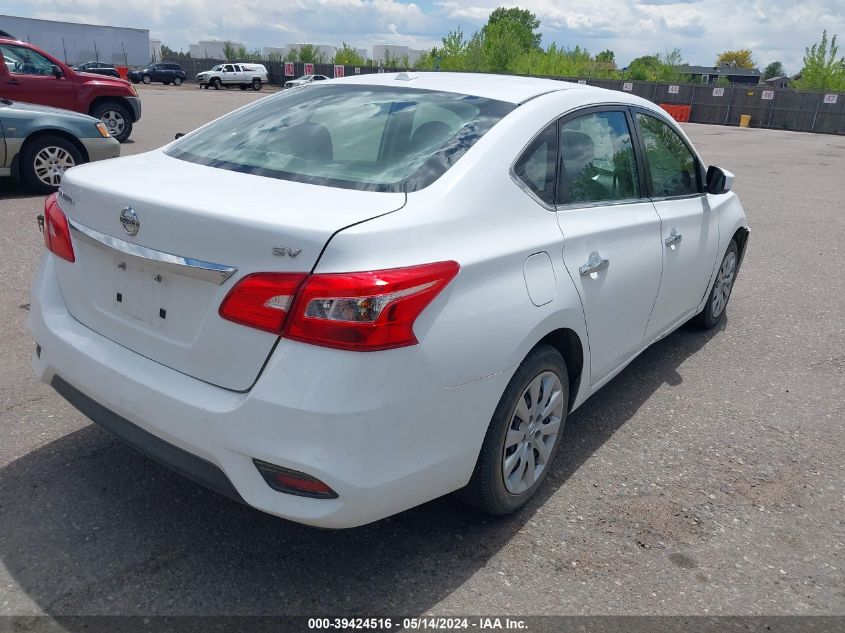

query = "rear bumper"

[27,254,507,528]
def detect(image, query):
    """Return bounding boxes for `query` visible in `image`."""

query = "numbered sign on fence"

[334,65,345,78]
[761,90,774,100]
[622,82,633,92]
[823,93,838,104]
[668,85,680,94]
[284,62,294,77]
[577,79,587,85]
[354,67,361,75]
[304,63,314,75]
[712,87,725,97]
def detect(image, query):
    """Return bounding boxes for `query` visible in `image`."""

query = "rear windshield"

[165,84,515,192]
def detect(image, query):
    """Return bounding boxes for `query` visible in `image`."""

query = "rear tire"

[692,240,739,329]
[252,78,262,91]
[163,80,170,85]
[459,344,568,515]
[20,135,83,194]
[91,101,133,142]
[173,77,183,86]
[239,84,248,90]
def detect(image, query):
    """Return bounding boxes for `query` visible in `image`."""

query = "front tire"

[459,344,568,515]
[211,77,222,90]
[91,101,133,142]
[142,74,151,84]
[693,240,739,329]
[20,135,83,193]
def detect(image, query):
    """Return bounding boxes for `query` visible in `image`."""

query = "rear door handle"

[579,254,610,276]
[665,231,682,246]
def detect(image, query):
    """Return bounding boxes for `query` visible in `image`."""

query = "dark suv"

[127,63,187,86]
[74,61,120,78]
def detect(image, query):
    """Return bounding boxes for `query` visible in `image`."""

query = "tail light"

[285,261,460,351]
[219,273,307,334]
[42,194,75,263]
[219,261,459,351]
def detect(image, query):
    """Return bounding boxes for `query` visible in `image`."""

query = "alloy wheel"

[711,250,737,319]
[502,371,564,494]
[34,146,76,187]
[100,110,126,137]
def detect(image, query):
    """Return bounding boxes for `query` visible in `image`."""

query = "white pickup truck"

[196,63,268,91]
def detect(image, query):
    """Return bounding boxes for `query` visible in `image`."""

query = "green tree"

[484,7,541,51]
[222,41,237,61]
[285,44,326,63]
[160,44,190,60]
[595,49,615,67]
[333,43,366,65]
[762,61,785,79]
[483,19,528,72]
[626,54,662,80]
[795,31,845,91]
[716,49,755,68]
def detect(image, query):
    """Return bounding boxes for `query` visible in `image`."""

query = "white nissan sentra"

[28,72,749,528]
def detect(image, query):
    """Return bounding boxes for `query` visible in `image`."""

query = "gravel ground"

[0,84,843,618]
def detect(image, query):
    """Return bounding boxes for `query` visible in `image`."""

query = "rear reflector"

[219,273,307,334]
[284,261,460,351]
[253,459,338,499]
[43,193,75,263]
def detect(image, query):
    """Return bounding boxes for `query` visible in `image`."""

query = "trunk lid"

[56,150,405,390]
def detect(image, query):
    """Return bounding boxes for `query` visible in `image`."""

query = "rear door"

[635,110,719,341]
[552,107,664,384]
[0,43,77,111]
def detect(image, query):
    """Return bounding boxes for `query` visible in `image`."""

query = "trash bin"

[739,114,751,128]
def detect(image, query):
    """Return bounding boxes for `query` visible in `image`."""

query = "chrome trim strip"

[68,219,237,285]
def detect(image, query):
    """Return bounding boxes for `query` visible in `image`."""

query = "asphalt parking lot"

[1,83,843,617]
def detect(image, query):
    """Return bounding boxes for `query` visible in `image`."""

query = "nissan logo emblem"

[120,206,139,236]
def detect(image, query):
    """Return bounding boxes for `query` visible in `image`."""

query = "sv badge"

[272,247,302,258]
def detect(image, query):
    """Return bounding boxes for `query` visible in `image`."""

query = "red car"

[0,37,141,142]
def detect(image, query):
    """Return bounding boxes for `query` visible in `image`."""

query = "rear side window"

[636,113,700,197]
[558,111,639,205]
[166,85,515,192]
[513,123,558,206]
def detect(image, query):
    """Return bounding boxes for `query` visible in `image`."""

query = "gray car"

[0,98,119,193]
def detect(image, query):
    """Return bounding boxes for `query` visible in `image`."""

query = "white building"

[189,40,244,60]
[371,44,425,66]
[149,38,161,62]
[262,46,288,59]
[0,14,149,66]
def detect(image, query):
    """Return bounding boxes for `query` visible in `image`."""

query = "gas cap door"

[523,251,556,306]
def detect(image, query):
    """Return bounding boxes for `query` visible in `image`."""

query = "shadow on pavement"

[0,321,722,615]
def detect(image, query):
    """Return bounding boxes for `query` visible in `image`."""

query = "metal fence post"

[724,85,734,125]
[810,95,821,132]
[766,91,776,128]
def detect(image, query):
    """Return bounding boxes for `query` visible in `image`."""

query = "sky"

[2,0,843,72]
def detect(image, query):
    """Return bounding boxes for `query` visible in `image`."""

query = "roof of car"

[335,72,591,104]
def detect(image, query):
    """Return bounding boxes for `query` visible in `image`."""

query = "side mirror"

[51,64,64,78]
[706,165,734,194]
[174,133,185,140]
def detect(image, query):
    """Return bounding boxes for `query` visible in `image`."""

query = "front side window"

[513,123,557,206]
[166,85,515,192]
[0,44,54,76]
[636,113,700,197]
[557,111,639,205]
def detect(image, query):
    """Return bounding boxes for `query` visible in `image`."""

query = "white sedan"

[283,73,329,88]
[28,72,749,528]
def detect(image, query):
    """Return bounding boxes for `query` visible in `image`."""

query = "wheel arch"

[88,96,133,119]
[532,327,586,414]
[16,129,89,177]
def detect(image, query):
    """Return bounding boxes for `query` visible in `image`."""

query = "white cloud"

[1,0,841,70]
